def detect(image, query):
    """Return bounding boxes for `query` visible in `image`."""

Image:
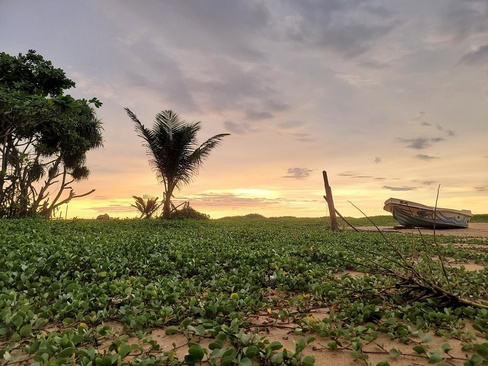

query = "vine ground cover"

[1,217,488,365]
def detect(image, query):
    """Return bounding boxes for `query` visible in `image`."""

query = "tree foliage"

[131,195,162,219]
[0,50,103,218]
[126,108,229,219]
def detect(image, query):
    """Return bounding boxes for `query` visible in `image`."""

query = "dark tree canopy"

[126,108,229,219]
[0,50,75,96]
[0,50,103,218]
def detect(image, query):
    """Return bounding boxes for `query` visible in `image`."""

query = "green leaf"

[188,345,205,361]
[327,340,338,350]
[33,317,49,330]
[376,361,390,366]
[245,345,259,358]
[269,341,283,351]
[195,324,207,336]
[441,343,452,353]
[306,336,316,344]
[62,317,74,325]
[96,355,116,366]
[118,344,132,358]
[474,343,488,359]
[209,341,224,351]
[221,355,237,366]
[428,353,443,364]
[10,332,21,342]
[165,326,179,335]
[421,334,433,343]
[58,347,76,358]
[302,355,315,366]
[239,357,252,366]
[19,324,32,337]
[413,345,426,354]
[271,352,284,364]
[467,353,484,366]
[11,314,23,328]
[389,348,400,358]
[222,348,237,360]
[296,338,306,351]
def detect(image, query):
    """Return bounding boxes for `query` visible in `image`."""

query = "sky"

[1,0,487,219]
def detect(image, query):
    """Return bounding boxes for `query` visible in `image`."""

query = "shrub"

[169,206,210,220]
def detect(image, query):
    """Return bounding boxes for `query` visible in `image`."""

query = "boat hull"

[383,198,472,229]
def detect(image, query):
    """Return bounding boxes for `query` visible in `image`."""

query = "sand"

[360,222,488,238]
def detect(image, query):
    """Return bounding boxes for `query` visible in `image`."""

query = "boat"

[383,198,472,229]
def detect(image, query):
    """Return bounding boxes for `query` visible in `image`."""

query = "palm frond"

[131,195,161,219]
[127,107,230,218]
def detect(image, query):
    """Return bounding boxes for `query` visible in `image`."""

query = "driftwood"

[322,171,340,231]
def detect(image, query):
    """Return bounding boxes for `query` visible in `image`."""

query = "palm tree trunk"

[162,186,175,219]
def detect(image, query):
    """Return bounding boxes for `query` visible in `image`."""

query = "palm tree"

[126,108,230,219]
[131,195,162,219]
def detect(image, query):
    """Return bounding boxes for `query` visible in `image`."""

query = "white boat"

[383,198,472,229]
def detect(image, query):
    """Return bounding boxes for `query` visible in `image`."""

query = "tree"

[126,108,229,219]
[0,50,103,218]
[131,195,162,219]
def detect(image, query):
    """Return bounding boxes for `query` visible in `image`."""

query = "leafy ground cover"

[1,217,488,365]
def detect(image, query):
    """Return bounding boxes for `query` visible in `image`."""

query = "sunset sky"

[1,1,487,219]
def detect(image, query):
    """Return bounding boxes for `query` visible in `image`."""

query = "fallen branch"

[348,200,488,309]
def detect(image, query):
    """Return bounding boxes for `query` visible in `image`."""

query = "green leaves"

[413,345,427,354]
[1,218,488,365]
[126,107,229,219]
[473,343,488,360]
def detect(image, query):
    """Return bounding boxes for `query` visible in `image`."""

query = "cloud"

[338,171,370,179]
[459,44,488,65]
[181,192,280,208]
[396,138,430,149]
[436,124,455,137]
[396,137,444,150]
[112,1,270,61]
[276,119,315,142]
[245,110,273,120]
[224,121,252,135]
[122,40,199,111]
[89,203,135,214]
[414,111,427,121]
[415,154,439,161]
[358,60,392,70]
[435,2,488,44]
[338,171,357,177]
[196,60,283,115]
[339,171,381,179]
[476,186,488,192]
[242,99,289,121]
[290,133,315,143]
[279,120,305,129]
[335,73,378,87]
[383,186,417,191]
[283,167,313,179]
[414,180,437,185]
[275,1,398,58]
[266,99,289,112]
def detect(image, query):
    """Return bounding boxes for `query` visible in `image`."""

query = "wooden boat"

[383,198,472,229]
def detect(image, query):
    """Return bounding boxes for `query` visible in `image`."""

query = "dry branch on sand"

[348,201,488,310]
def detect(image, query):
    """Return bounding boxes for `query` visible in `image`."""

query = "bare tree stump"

[323,171,340,231]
